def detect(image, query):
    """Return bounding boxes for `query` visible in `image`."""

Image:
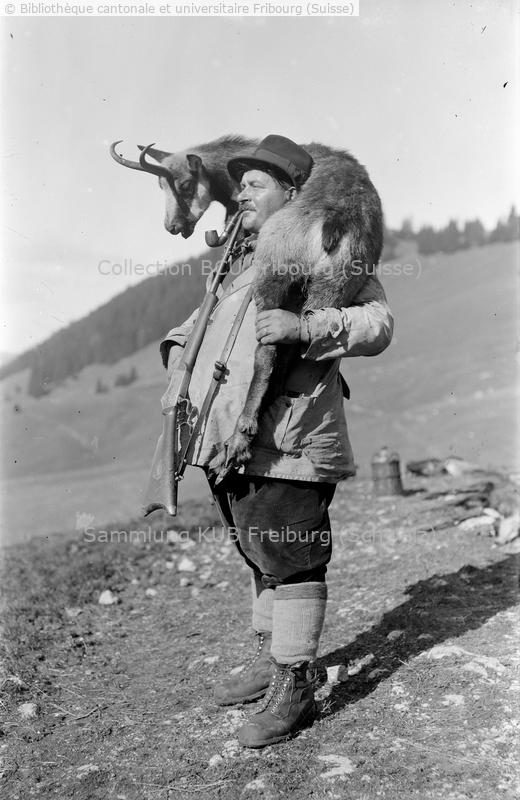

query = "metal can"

[371,446,404,497]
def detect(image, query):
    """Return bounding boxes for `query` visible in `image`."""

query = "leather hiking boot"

[214,631,273,706]
[237,658,317,748]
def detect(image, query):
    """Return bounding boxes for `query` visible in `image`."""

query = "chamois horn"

[109,140,144,171]
[138,143,174,181]
[109,141,173,181]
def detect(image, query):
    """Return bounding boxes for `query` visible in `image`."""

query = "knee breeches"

[210,475,336,586]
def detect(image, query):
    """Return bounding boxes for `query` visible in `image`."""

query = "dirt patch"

[1,475,518,799]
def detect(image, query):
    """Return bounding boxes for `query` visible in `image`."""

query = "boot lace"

[253,662,292,714]
[241,632,265,671]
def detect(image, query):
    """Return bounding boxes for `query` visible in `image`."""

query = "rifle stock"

[143,404,178,516]
[142,211,244,517]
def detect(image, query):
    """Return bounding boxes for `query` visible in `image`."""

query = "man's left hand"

[256,310,301,344]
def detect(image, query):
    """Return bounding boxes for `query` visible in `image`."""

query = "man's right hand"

[255,309,306,344]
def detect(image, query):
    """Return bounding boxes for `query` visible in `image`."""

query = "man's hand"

[256,310,305,344]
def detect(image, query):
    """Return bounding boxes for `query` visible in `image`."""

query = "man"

[160,135,393,748]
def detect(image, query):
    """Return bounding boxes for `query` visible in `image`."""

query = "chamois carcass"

[110,136,383,479]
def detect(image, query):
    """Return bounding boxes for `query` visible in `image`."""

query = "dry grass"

[1,475,518,799]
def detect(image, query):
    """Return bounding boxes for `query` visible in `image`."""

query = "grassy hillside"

[344,241,518,472]
[0,249,217,396]
[1,242,517,543]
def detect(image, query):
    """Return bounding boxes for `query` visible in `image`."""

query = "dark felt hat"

[227,134,313,189]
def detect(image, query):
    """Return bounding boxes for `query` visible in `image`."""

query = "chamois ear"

[137,144,173,163]
[186,154,202,174]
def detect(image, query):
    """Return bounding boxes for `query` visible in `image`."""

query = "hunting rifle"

[143,210,244,516]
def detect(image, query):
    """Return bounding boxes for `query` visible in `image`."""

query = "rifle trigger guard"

[213,360,226,381]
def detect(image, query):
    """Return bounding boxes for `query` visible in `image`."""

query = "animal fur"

[114,135,383,479]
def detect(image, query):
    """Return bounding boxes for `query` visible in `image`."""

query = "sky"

[1,0,518,355]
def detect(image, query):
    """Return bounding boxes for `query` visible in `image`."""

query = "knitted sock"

[251,573,274,633]
[271,582,327,664]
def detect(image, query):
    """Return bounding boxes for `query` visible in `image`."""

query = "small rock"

[496,513,520,545]
[98,589,119,606]
[443,457,477,476]
[203,655,219,664]
[458,516,495,532]
[145,588,157,598]
[230,665,244,675]
[190,587,200,598]
[178,556,197,573]
[165,561,175,570]
[315,683,333,701]
[318,754,356,778]
[64,607,82,618]
[77,764,100,778]
[179,539,196,551]
[474,655,505,674]
[417,633,434,640]
[441,693,465,707]
[222,739,241,758]
[179,576,193,587]
[18,702,38,720]
[242,777,267,792]
[463,662,489,678]
[216,581,229,590]
[326,665,349,683]
[423,644,471,660]
[367,668,388,680]
[386,630,404,641]
[208,754,224,767]
[347,653,375,676]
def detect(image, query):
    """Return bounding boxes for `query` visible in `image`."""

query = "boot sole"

[239,703,317,748]
[215,687,268,707]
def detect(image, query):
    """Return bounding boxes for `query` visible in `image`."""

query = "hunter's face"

[238,170,292,233]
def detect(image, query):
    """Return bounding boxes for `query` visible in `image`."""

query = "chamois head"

[110,141,214,239]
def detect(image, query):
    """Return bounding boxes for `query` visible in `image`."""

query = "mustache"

[239,202,255,211]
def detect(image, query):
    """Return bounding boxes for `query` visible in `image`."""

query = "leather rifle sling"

[180,283,254,467]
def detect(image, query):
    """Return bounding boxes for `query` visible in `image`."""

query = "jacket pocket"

[301,433,342,461]
[256,394,317,455]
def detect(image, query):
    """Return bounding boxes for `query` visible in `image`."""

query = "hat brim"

[227,156,295,187]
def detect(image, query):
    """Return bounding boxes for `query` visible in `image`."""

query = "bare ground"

[1,473,519,800]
